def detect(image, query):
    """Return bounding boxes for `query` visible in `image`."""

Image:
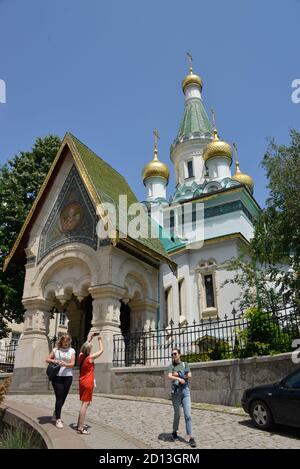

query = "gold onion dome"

[232,143,254,193]
[142,148,169,184]
[182,70,203,92]
[182,52,203,92]
[203,129,233,163]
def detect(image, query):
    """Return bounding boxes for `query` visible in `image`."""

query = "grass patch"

[0,422,46,449]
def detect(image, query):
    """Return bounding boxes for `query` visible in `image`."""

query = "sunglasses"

[171,352,178,356]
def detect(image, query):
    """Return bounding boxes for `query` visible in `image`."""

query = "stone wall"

[111,352,299,406]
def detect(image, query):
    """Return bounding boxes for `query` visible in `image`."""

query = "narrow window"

[59,312,67,326]
[187,160,194,178]
[204,274,215,308]
[178,279,185,316]
[10,332,20,347]
[170,209,175,234]
[165,287,172,325]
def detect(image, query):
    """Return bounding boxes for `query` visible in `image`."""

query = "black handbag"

[46,351,61,381]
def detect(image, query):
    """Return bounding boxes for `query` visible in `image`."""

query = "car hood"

[244,382,279,394]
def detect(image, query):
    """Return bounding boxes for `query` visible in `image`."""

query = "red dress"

[79,353,94,402]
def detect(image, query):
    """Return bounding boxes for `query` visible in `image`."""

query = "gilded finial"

[186,51,193,73]
[153,129,160,159]
[233,142,240,170]
[210,108,219,140]
[232,142,254,193]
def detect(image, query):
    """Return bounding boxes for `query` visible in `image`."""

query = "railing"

[0,344,17,373]
[113,305,300,367]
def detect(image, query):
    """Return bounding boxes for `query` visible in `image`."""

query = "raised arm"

[90,336,104,362]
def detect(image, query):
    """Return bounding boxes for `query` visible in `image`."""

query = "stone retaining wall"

[110,352,299,406]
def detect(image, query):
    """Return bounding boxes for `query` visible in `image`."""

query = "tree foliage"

[0,135,61,338]
[224,130,300,313]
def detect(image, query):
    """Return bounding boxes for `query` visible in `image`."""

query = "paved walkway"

[9,394,300,449]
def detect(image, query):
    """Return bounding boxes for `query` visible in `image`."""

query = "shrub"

[0,377,11,405]
[237,307,292,358]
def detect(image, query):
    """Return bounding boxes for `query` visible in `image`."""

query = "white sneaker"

[56,419,64,429]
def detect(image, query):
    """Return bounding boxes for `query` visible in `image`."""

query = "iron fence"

[113,305,300,367]
[0,344,17,373]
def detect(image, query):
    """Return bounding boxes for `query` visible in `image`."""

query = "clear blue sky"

[0,0,299,207]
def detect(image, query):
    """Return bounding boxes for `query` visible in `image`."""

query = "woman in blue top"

[168,348,196,447]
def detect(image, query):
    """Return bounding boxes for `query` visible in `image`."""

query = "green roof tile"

[174,99,212,145]
[68,133,171,262]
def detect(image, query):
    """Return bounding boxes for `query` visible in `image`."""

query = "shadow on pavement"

[37,416,53,425]
[239,418,300,440]
[158,433,188,444]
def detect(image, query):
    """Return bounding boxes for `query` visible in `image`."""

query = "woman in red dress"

[76,332,103,434]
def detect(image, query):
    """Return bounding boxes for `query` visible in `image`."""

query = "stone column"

[11,298,52,392]
[130,298,158,366]
[88,285,125,393]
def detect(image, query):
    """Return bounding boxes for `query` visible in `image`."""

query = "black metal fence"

[0,344,17,373]
[113,305,300,367]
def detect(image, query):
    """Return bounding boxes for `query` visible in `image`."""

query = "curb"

[0,399,89,449]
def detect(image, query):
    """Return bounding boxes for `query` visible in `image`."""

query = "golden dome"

[231,143,254,193]
[142,149,169,184]
[182,71,203,92]
[203,130,233,162]
[232,167,254,193]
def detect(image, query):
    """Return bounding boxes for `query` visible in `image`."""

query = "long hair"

[80,341,92,357]
[56,333,72,349]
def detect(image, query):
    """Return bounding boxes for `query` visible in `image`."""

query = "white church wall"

[161,238,244,325]
[204,211,254,242]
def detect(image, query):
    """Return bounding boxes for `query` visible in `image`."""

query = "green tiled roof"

[174,99,212,145]
[68,133,171,261]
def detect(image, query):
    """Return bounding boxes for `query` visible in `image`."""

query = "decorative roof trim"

[4,133,173,271]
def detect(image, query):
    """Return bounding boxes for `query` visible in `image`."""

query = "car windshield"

[284,370,300,389]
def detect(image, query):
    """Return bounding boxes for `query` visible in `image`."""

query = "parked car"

[241,367,300,430]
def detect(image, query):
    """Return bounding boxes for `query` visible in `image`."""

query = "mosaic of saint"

[38,165,97,262]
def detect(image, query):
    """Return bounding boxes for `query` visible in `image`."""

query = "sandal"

[77,428,90,435]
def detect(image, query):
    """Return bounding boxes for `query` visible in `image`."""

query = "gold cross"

[211,108,216,129]
[153,129,160,149]
[186,52,193,72]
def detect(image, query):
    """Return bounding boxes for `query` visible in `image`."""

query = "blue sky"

[0,0,299,207]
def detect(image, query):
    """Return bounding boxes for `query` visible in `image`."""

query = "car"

[241,367,300,430]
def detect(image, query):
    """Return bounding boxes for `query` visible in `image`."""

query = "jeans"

[52,376,73,419]
[171,385,192,436]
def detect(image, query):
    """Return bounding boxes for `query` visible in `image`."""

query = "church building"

[4,60,260,392]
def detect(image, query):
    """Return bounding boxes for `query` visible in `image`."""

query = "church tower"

[170,53,212,188]
[142,130,169,202]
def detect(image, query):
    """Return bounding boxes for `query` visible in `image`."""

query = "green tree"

[0,135,61,338]
[223,252,286,314]
[252,130,300,305]
[224,130,300,313]
[237,307,292,358]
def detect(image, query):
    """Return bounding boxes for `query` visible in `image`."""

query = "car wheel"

[250,400,273,430]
